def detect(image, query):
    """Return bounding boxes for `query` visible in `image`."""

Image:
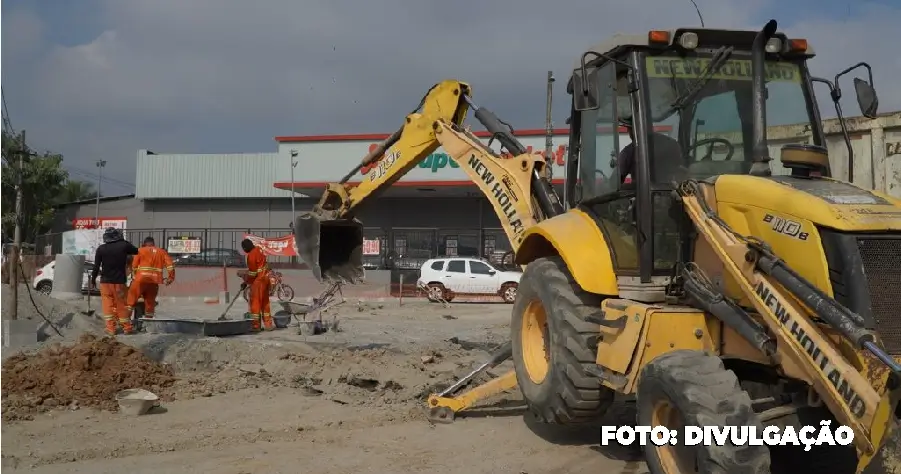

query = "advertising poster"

[243,233,297,257]
[167,237,202,254]
[62,229,104,258]
[362,238,381,256]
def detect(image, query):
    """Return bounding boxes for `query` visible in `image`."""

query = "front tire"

[511,256,614,424]
[276,284,294,302]
[637,350,770,474]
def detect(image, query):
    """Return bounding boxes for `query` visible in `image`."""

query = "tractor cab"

[563,23,880,300]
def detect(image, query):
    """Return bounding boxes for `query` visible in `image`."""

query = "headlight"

[679,32,699,50]
[765,38,783,53]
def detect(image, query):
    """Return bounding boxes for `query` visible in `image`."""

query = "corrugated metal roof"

[135,150,294,199]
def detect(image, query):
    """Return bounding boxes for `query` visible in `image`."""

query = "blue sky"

[3,0,899,193]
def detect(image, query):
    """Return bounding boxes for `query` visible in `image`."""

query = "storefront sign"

[167,237,202,254]
[360,143,568,177]
[243,233,297,257]
[73,217,128,230]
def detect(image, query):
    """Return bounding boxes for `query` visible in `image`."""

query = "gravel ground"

[2,288,898,474]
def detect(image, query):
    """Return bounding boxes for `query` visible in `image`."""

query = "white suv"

[417,257,521,304]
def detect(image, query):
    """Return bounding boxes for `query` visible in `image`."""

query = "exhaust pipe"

[749,19,778,177]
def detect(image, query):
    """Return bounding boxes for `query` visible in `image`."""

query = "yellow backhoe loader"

[297,19,901,474]
[441,20,901,474]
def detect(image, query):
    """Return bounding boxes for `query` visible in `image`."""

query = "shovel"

[217,288,243,321]
[82,275,96,317]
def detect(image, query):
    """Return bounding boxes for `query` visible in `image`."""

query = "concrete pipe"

[50,254,87,301]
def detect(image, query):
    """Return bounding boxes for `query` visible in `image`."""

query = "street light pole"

[289,150,299,224]
[94,160,106,228]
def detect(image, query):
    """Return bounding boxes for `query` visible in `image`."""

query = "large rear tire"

[637,350,770,474]
[511,256,614,424]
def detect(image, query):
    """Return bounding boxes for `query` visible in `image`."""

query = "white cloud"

[2,0,899,187]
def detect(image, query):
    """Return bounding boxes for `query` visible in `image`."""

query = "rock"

[237,364,263,375]
[420,355,435,364]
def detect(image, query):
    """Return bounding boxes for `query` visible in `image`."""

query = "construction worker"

[240,238,274,332]
[90,228,140,335]
[127,236,175,320]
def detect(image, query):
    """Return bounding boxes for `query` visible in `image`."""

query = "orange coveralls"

[127,245,175,318]
[244,247,273,331]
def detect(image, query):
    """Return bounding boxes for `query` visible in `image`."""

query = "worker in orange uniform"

[240,238,274,332]
[127,236,175,319]
[90,228,140,336]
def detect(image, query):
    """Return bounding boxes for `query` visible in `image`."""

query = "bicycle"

[241,271,295,302]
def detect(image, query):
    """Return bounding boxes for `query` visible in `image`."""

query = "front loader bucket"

[294,212,365,283]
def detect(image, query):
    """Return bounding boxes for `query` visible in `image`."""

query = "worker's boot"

[104,317,117,336]
[119,319,135,335]
[249,314,262,332]
[262,313,275,331]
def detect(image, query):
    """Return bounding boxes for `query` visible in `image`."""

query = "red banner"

[243,234,297,257]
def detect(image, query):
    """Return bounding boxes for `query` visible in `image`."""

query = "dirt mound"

[2,334,177,421]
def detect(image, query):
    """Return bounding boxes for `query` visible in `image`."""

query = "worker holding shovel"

[240,238,274,332]
[90,228,139,336]
[127,236,175,320]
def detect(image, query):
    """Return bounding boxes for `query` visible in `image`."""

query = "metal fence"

[33,226,516,270]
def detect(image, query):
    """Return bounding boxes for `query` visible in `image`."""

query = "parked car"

[32,260,132,295]
[417,257,521,304]
[174,248,244,267]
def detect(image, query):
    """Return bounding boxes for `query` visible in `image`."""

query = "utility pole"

[94,160,106,228]
[544,71,555,178]
[7,130,26,320]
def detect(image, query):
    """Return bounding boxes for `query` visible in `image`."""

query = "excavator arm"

[293,79,563,283]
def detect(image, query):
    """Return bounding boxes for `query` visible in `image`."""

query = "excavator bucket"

[294,212,365,283]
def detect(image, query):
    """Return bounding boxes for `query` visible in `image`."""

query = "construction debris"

[1,334,177,421]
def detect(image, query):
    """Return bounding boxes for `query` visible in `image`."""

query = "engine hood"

[712,175,901,232]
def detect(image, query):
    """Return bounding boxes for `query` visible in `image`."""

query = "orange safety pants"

[127,281,160,317]
[100,283,133,335]
[248,278,273,331]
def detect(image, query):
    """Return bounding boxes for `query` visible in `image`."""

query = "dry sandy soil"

[2,289,899,474]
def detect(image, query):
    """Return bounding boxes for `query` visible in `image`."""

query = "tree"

[58,179,97,203]
[1,130,69,242]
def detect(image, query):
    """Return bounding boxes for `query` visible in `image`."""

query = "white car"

[417,257,521,304]
[32,260,132,295]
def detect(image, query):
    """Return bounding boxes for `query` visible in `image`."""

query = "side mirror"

[488,270,496,276]
[572,69,600,111]
[853,78,878,119]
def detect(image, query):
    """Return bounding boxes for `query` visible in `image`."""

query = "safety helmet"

[102,227,123,243]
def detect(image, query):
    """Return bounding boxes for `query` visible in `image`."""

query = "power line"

[687,0,705,27]
[67,167,135,189]
[2,87,14,134]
